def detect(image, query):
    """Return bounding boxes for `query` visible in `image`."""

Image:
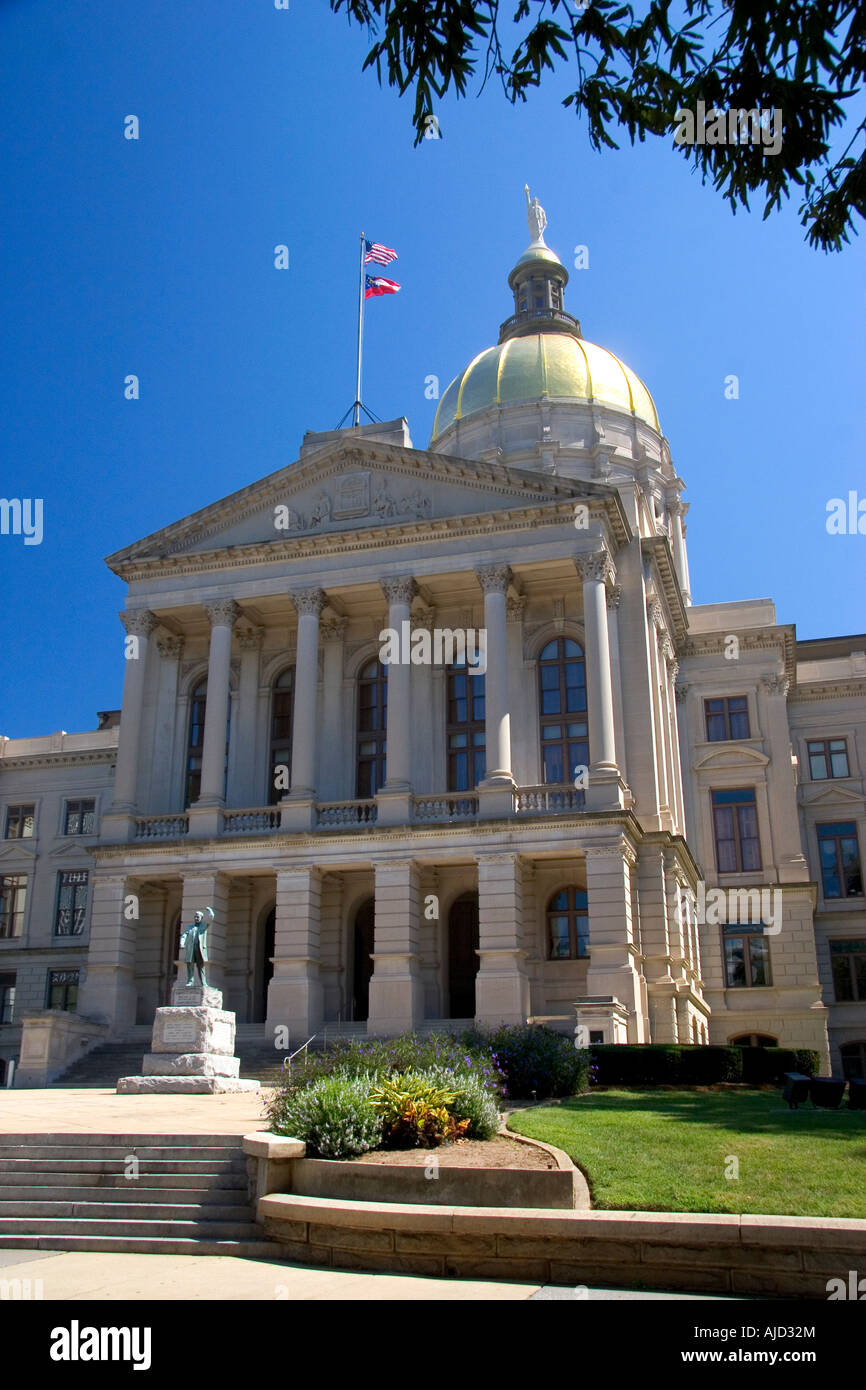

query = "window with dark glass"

[47,968,79,1011]
[808,738,850,780]
[0,876,27,939]
[817,822,863,899]
[723,923,771,987]
[547,887,589,960]
[269,667,295,804]
[0,974,15,1025]
[538,638,588,788]
[731,1033,778,1047]
[5,805,35,839]
[185,680,208,805]
[711,788,761,872]
[55,871,89,937]
[447,663,485,791]
[704,696,750,741]
[830,939,866,1001]
[64,800,96,835]
[357,659,387,798]
[840,1042,866,1081]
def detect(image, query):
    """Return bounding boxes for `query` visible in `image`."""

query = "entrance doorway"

[260,907,275,1022]
[352,898,375,1021]
[448,892,479,1018]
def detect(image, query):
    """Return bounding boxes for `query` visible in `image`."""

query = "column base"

[367,954,423,1035]
[376,789,413,827]
[476,783,516,818]
[474,949,530,1028]
[279,798,316,831]
[187,804,224,837]
[99,812,139,843]
[584,769,627,811]
[265,967,323,1041]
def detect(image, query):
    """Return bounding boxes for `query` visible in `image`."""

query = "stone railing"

[222,807,281,834]
[133,813,190,840]
[413,795,479,822]
[315,799,378,827]
[514,784,586,814]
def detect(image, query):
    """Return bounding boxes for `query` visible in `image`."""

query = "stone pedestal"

[116,986,260,1094]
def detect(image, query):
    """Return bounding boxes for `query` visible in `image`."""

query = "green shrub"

[266,1072,383,1158]
[428,1066,501,1139]
[590,1044,743,1086]
[369,1072,471,1147]
[465,1024,590,1099]
[740,1047,820,1085]
[280,1031,505,1099]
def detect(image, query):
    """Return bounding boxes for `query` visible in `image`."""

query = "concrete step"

[0,1144,247,1161]
[0,1170,249,1190]
[0,1200,253,1221]
[0,1217,261,1239]
[0,1158,245,1175]
[0,1234,291,1258]
[0,1133,244,1148]
[0,1184,249,1204]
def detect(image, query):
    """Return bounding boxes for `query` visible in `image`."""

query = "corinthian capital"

[380,576,417,606]
[291,588,326,618]
[120,609,158,638]
[156,633,185,660]
[476,564,512,595]
[575,550,611,585]
[235,623,264,651]
[762,673,790,698]
[203,599,240,629]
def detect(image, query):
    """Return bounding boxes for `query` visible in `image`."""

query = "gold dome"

[431,332,660,441]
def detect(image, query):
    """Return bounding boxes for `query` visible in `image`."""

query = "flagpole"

[354,232,365,428]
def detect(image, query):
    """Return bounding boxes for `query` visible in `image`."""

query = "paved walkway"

[0,1088,271,1135]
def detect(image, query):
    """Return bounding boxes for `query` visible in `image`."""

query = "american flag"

[364,240,398,266]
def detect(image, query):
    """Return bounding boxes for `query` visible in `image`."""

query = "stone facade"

[1,223,863,1084]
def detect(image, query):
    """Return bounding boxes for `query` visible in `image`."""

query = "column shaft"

[476,567,513,784]
[367,861,423,1033]
[289,590,324,798]
[475,854,529,1026]
[112,611,158,811]
[197,600,239,805]
[265,868,323,1040]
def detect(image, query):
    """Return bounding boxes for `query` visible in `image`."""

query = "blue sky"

[1,0,863,739]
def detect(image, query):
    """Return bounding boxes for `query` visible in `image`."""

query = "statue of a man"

[525,184,548,243]
[179,907,213,986]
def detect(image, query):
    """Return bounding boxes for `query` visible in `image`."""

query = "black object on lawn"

[782,1072,811,1110]
[848,1078,866,1111]
[810,1076,847,1110]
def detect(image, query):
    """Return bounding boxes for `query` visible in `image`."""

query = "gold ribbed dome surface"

[431,332,659,439]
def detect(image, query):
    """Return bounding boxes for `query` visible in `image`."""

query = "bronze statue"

[179,907,213,986]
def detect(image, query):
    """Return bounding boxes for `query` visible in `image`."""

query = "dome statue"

[525,184,548,244]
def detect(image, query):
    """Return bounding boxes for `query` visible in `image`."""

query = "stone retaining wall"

[257,1194,866,1298]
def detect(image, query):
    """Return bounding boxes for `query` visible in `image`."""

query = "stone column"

[668,495,692,606]
[583,840,646,1042]
[76,874,140,1035]
[377,577,415,825]
[475,853,530,1026]
[367,860,423,1034]
[320,616,348,803]
[575,550,623,810]
[177,873,230,995]
[265,868,323,1041]
[411,603,436,795]
[475,566,515,817]
[148,634,184,814]
[110,610,158,818]
[759,674,810,882]
[196,599,239,806]
[230,624,263,808]
[506,595,529,786]
[606,586,626,783]
[283,588,324,829]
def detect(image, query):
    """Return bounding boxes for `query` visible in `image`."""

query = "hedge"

[589,1044,743,1086]
[739,1047,820,1085]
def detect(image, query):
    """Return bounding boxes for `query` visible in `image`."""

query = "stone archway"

[448,892,479,1019]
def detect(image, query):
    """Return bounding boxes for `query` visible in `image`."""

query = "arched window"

[356,659,387,798]
[547,887,589,960]
[185,680,208,805]
[268,667,295,804]
[538,638,588,785]
[730,1033,778,1048]
[840,1041,866,1080]
[447,662,485,791]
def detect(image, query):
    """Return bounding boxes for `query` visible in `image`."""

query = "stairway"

[0,1134,290,1258]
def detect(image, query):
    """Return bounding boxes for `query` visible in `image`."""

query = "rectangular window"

[0,974,15,1025]
[712,789,761,872]
[723,924,771,987]
[64,800,96,835]
[0,876,27,939]
[817,823,863,900]
[808,738,850,780]
[705,696,750,742]
[830,939,866,1002]
[55,871,89,936]
[4,805,35,839]
[47,968,80,1012]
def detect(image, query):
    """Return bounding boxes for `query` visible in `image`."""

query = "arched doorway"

[352,899,375,1021]
[448,892,479,1019]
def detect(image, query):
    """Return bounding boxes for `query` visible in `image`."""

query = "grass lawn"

[508,1087,866,1218]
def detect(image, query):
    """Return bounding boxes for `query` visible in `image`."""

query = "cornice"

[680,625,796,686]
[790,680,866,703]
[0,751,116,772]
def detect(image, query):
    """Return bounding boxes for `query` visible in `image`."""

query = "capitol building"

[1,199,864,1087]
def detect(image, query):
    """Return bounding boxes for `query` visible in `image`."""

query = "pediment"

[0,840,37,863]
[106,437,624,573]
[48,840,97,859]
[799,783,864,807]
[693,745,770,771]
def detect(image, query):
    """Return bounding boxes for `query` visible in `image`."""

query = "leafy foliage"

[465,1023,591,1097]
[369,1071,473,1146]
[266,1072,383,1158]
[275,1030,507,1099]
[329,0,865,249]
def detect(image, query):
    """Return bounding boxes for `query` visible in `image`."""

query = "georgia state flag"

[365,275,401,300]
